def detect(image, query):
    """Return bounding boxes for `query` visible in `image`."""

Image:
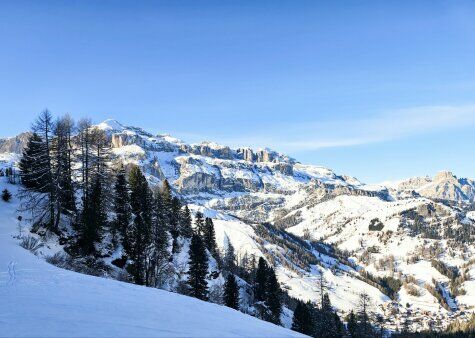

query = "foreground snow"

[0,181,304,337]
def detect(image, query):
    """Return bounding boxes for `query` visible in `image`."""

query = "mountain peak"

[96,119,126,132]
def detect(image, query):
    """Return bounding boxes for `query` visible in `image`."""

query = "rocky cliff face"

[390,171,475,203]
[0,132,31,154]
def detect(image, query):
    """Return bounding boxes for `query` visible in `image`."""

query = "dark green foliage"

[203,217,218,258]
[368,218,384,231]
[194,211,205,236]
[224,240,237,274]
[79,177,106,255]
[112,168,131,250]
[187,234,209,300]
[127,165,153,285]
[19,133,49,191]
[314,293,344,338]
[254,257,268,302]
[170,196,182,253]
[223,274,240,310]
[180,205,193,238]
[265,267,282,325]
[291,301,314,335]
[2,189,12,202]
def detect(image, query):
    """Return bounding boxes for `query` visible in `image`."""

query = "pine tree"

[265,267,282,325]
[79,176,106,255]
[354,293,375,338]
[194,211,205,236]
[187,234,209,300]
[291,301,314,335]
[203,217,218,258]
[170,197,182,254]
[347,311,358,338]
[53,115,76,215]
[254,257,268,302]
[112,167,131,250]
[315,293,344,338]
[128,165,153,285]
[2,189,12,202]
[148,189,170,287]
[19,110,58,232]
[224,239,237,274]
[180,205,193,238]
[223,274,240,310]
[19,133,48,191]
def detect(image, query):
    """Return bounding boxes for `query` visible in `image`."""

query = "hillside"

[0,179,304,337]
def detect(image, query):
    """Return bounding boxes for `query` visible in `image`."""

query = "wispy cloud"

[210,104,475,152]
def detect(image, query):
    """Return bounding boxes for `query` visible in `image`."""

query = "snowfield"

[0,180,304,337]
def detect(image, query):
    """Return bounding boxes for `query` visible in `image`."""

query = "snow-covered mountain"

[1,118,474,332]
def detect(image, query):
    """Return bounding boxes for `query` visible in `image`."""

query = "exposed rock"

[0,132,31,153]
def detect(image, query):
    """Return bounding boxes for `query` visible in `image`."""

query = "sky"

[0,0,474,183]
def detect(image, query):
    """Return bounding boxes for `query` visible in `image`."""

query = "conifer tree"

[224,240,237,274]
[128,165,153,285]
[203,217,218,258]
[254,257,268,302]
[291,301,314,335]
[112,167,131,250]
[265,267,282,325]
[223,273,240,310]
[19,110,58,232]
[180,205,193,238]
[2,189,12,202]
[187,234,209,300]
[194,211,205,236]
[53,115,76,215]
[170,197,182,254]
[19,133,48,191]
[148,189,170,287]
[315,293,344,338]
[79,176,106,255]
[347,311,357,338]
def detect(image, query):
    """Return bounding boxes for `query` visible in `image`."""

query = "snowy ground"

[0,179,304,337]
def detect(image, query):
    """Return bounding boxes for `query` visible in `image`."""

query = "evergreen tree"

[180,205,193,238]
[315,293,344,338]
[354,293,375,338]
[203,217,218,258]
[128,165,153,285]
[224,239,237,274]
[19,133,48,190]
[223,274,240,310]
[112,167,131,250]
[53,115,76,215]
[187,234,209,300]
[19,110,59,232]
[254,257,268,302]
[2,189,12,202]
[148,189,170,287]
[265,267,282,325]
[291,301,314,336]
[170,196,182,254]
[347,311,358,338]
[79,176,106,255]
[194,211,205,236]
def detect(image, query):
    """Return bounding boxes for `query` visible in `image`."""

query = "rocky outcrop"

[0,132,31,153]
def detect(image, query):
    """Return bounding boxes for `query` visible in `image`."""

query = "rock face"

[393,171,475,203]
[0,132,31,153]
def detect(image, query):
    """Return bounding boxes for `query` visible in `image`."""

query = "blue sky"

[0,1,474,183]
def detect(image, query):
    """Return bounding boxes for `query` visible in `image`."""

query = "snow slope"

[0,180,304,338]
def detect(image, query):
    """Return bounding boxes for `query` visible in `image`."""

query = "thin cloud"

[173,104,475,152]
